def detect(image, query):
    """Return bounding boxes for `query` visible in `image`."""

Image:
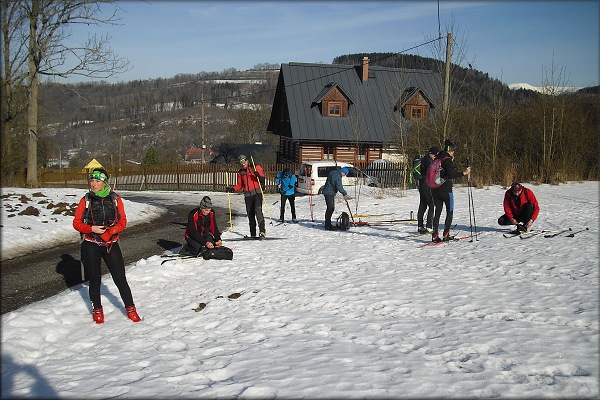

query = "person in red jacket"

[184,196,223,255]
[498,182,540,232]
[226,154,267,238]
[72,168,140,324]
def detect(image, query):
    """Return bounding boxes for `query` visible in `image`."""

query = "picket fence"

[39,162,408,192]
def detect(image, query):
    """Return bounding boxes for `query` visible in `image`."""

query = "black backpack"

[202,246,234,260]
[410,154,422,184]
[336,212,350,231]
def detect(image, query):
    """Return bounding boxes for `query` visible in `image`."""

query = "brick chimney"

[361,56,369,82]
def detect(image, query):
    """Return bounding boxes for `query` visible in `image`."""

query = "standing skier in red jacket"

[226,154,267,238]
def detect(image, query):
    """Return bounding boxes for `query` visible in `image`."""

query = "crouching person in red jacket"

[73,168,140,324]
[498,182,540,232]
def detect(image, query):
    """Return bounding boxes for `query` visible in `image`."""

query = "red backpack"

[425,156,449,188]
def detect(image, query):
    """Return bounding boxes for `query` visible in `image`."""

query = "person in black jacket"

[431,141,471,242]
[417,146,439,234]
[184,196,223,255]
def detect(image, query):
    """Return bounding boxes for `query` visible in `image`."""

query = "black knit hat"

[428,146,440,155]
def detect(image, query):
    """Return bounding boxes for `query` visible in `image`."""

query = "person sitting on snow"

[184,196,223,256]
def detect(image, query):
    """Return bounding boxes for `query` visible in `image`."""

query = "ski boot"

[126,306,141,322]
[92,307,104,324]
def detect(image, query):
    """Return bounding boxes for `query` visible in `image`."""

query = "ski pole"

[225,165,233,231]
[309,188,314,222]
[468,173,478,241]
[467,173,473,241]
[249,154,273,225]
[344,197,355,225]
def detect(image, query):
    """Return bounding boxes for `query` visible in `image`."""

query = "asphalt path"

[1,194,232,315]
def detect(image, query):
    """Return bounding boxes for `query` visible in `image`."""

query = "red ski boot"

[92,307,104,324]
[125,306,141,322]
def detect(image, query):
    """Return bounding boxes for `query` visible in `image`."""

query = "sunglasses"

[89,172,108,182]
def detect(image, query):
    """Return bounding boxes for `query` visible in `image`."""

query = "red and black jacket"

[185,208,222,246]
[503,187,540,222]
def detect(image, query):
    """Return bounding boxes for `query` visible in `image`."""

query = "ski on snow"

[420,231,462,247]
[160,254,201,265]
[503,229,535,238]
[543,228,572,238]
[225,235,286,241]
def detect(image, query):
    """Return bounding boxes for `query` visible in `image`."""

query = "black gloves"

[225,187,235,193]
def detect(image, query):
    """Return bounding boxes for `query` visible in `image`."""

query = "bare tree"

[539,56,569,183]
[1,1,29,184]
[7,0,130,186]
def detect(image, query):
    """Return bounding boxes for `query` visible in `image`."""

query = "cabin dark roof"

[268,62,442,144]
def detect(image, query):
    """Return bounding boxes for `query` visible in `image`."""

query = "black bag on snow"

[202,246,234,260]
[336,212,350,231]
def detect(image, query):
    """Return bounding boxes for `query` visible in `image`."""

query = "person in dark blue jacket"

[275,167,298,223]
[431,141,471,242]
[322,167,352,230]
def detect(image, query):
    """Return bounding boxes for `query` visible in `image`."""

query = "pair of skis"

[543,227,589,238]
[503,227,588,239]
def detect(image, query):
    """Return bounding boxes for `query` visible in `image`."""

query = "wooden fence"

[39,162,408,191]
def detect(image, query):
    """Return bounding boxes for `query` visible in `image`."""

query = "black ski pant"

[81,240,134,310]
[244,192,265,236]
[417,180,434,229]
[498,203,534,225]
[324,194,336,228]
[279,193,296,221]
[432,190,454,236]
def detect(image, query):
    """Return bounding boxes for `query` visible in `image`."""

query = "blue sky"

[62,1,598,87]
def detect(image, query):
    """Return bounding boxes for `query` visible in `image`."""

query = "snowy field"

[1,181,598,398]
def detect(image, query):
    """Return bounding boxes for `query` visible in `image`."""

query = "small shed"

[81,158,104,173]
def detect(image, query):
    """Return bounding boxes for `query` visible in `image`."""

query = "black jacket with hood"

[432,151,465,193]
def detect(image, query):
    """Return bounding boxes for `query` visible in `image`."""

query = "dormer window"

[397,87,435,121]
[411,106,424,119]
[328,101,342,116]
[313,82,354,118]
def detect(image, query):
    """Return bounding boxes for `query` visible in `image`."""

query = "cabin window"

[327,102,342,117]
[411,106,425,119]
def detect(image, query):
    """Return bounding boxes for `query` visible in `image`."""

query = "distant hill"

[507,83,586,94]
[36,53,596,168]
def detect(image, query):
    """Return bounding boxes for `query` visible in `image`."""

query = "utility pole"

[442,32,452,141]
[201,94,205,164]
[118,132,123,171]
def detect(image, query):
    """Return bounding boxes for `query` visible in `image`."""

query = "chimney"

[361,56,369,82]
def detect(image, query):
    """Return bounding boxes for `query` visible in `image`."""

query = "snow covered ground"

[1,181,598,398]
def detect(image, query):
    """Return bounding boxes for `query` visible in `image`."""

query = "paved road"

[0,194,231,315]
